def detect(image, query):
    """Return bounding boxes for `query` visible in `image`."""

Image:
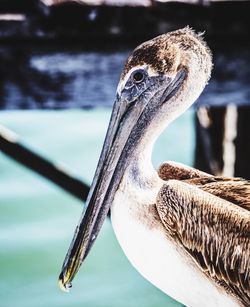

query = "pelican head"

[59,27,212,291]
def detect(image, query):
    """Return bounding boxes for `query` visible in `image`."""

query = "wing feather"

[158,161,250,211]
[156,180,250,306]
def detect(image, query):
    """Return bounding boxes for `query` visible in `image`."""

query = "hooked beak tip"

[58,273,72,293]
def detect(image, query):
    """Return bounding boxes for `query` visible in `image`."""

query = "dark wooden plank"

[0,126,90,201]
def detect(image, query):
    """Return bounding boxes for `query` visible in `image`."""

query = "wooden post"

[195,105,250,179]
[234,106,250,179]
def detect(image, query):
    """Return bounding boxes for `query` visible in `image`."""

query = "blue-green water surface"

[0,109,194,307]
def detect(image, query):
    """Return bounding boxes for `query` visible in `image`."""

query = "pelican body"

[59,28,250,306]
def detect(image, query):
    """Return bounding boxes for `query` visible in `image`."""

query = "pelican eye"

[132,70,145,83]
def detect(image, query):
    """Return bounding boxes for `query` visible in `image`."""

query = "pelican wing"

[158,162,250,211]
[158,161,212,181]
[187,177,250,212]
[156,180,250,306]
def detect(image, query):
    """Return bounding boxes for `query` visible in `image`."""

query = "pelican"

[59,28,250,307]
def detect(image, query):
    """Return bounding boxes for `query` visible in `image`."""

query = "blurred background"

[0,1,250,306]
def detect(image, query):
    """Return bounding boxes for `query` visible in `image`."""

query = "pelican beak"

[58,92,146,291]
[58,69,186,291]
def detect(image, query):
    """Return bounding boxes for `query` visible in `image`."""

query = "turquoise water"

[0,109,194,307]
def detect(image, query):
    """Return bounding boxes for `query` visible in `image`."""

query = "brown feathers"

[157,180,250,306]
[156,162,250,306]
[188,177,250,212]
[158,161,250,211]
[121,27,212,81]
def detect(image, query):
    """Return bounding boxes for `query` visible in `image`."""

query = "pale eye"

[132,70,145,83]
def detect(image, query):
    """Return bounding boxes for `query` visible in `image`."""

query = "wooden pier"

[1,0,250,186]
[0,0,249,42]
